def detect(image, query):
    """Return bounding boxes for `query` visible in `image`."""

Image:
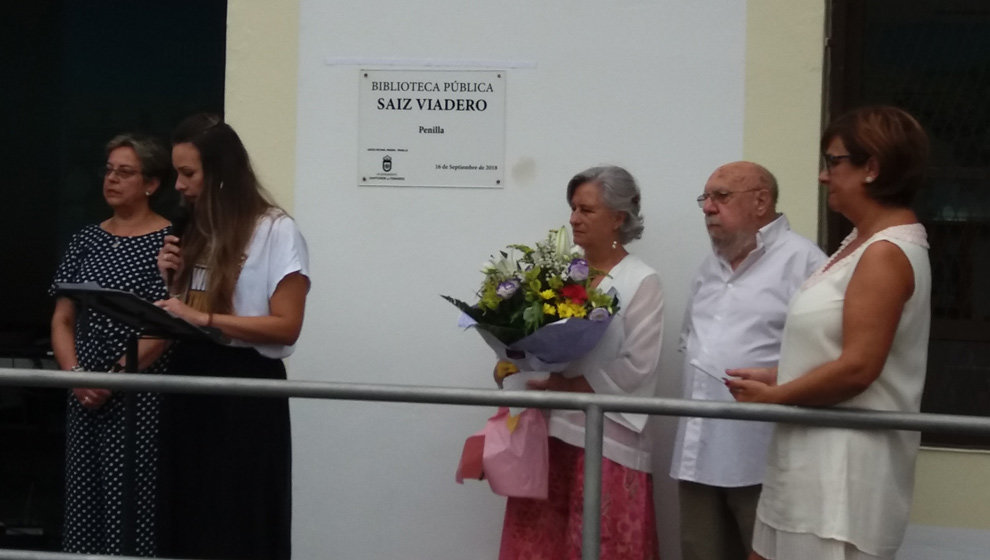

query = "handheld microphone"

[167,202,191,294]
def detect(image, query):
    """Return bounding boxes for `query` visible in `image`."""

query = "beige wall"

[743,0,824,241]
[225,0,299,210]
[913,447,990,529]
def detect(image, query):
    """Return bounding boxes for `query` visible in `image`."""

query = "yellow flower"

[540,289,555,300]
[495,360,519,380]
[557,302,587,319]
[506,412,521,433]
[543,303,557,316]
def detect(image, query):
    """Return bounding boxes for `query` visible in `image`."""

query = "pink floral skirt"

[499,437,659,560]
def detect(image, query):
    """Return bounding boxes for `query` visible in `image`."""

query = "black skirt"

[158,341,291,560]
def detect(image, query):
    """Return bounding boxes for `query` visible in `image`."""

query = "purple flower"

[566,258,589,282]
[589,307,611,322]
[496,279,520,299]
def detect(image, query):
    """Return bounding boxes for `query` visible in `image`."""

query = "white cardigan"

[549,254,664,471]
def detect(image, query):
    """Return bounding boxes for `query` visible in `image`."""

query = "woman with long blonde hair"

[155,113,309,560]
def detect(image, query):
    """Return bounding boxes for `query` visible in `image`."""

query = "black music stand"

[54,281,226,372]
[54,281,225,555]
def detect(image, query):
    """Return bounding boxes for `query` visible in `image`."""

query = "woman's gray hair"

[106,133,170,185]
[566,165,644,244]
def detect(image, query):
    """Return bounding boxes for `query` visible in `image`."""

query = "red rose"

[561,284,588,304]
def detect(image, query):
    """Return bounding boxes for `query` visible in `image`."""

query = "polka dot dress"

[51,224,172,556]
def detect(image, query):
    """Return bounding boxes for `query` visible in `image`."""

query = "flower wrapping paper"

[449,227,619,498]
[458,312,613,373]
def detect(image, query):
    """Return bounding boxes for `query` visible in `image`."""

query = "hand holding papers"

[690,358,728,383]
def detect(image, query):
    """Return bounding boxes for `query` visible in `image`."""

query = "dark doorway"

[0,0,226,549]
[826,0,990,446]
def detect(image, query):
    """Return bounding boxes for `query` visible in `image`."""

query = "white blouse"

[757,224,931,557]
[550,254,664,472]
[228,209,310,359]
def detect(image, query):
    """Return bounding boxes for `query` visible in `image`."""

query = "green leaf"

[522,301,545,334]
[442,294,528,345]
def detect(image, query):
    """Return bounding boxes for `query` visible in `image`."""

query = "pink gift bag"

[455,430,485,482]
[456,407,549,499]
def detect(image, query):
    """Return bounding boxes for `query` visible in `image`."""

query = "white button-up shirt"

[670,214,825,487]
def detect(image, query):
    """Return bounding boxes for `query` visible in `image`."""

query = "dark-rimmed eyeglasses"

[101,165,141,180]
[821,154,852,172]
[696,188,763,208]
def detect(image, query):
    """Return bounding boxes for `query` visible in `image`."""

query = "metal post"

[121,335,139,554]
[124,335,139,373]
[582,404,604,560]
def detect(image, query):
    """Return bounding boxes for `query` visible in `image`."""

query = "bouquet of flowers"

[447,227,620,499]
[442,226,619,373]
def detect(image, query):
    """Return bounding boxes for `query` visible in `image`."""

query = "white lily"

[552,226,572,258]
[493,251,517,277]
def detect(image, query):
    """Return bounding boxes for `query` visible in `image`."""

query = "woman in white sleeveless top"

[726,106,931,560]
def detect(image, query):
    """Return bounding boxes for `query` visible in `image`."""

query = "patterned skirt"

[499,437,659,560]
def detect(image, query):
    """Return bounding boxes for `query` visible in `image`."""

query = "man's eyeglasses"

[821,154,852,172]
[101,165,141,180]
[696,188,763,208]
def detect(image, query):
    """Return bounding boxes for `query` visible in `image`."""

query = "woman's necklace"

[587,247,627,288]
[104,214,154,245]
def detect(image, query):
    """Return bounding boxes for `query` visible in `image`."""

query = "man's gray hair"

[566,165,645,244]
[754,163,779,206]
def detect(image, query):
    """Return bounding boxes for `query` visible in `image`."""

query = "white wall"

[225,2,990,558]
[290,1,745,558]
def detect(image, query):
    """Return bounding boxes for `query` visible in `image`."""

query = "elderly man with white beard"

[669,161,826,560]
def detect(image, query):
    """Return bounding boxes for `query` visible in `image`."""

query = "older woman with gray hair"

[50,133,172,556]
[500,165,663,559]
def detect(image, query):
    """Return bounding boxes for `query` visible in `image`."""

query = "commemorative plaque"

[358,69,505,188]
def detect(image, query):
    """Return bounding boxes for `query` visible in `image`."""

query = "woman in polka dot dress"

[154,114,309,560]
[50,134,173,556]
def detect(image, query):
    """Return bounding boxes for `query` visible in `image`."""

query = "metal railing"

[2,367,990,560]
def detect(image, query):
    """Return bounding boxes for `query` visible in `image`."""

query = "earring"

[145,190,151,196]
[865,176,874,183]
[611,240,618,249]
[219,180,225,190]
